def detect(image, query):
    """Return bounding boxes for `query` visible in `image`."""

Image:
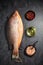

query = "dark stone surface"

[0,0,43,65]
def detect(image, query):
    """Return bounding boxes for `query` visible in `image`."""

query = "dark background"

[0,0,43,65]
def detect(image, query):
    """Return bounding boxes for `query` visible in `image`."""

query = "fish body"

[7,11,23,59]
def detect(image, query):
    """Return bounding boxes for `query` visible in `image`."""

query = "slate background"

[0,0,43,65]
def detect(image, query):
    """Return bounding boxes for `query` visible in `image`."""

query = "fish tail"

[12,51,19,59]
[12,50,22,62]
